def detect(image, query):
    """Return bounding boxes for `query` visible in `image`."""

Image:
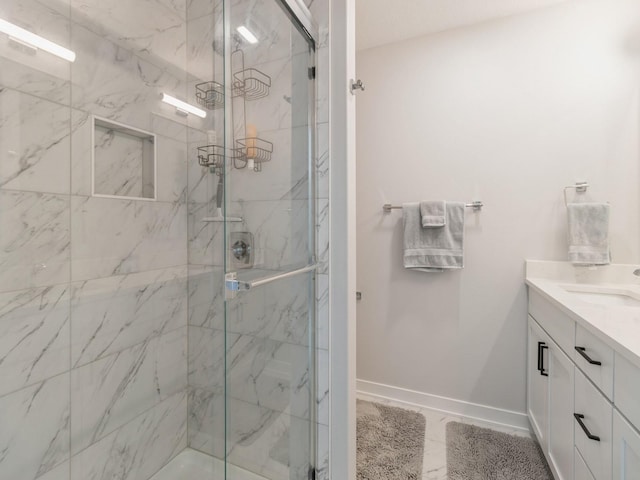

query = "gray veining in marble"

[0,190,70,292]
[70,391,187,480]
[70,266,188,367]
[71,0,187,74]
[0,284,70,397]
[71,195,187,281]
[71,327,187,453]
[0,374,70,480]
[0,88,71,194]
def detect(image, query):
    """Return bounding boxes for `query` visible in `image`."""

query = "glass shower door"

[222,0,317,479]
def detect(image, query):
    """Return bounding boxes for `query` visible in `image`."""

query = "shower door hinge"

[308,467,316,480]
[309,66,316,79]
[225,272,239,300]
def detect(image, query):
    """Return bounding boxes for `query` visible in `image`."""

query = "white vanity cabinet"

[527,289,640,480]
[528,316,550,449]
[548,340,575,480]
[527,313,574,480]
[612,411,640,480]
[526,261,640,480]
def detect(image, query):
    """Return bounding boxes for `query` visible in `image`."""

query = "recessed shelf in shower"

[195,81,225,110]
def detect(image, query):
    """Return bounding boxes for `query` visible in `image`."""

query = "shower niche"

[92,116,157,200]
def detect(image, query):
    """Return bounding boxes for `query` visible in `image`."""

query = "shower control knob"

[350,79,365,94]
[232,240,250,260]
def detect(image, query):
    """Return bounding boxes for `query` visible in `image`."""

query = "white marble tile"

[316,423,329,480]
[226,334,310,419]
[237,199,311,271]
[316,273,328,350]
[0,374,70,480]
[243,57,293,132]
[316,122,328,199]
[186,12,221,82]
[316,198,329,274]
[70,327,187,454]
[0,285,70,397]
[316,46,328,124]
[70,0,187,74]
[0,88,71,194]
[188,201,225,266]
[70,390,187,480]
[226,405,312,480]
[70,195,187,281]
[316,348,328,426]
[36,461,70,480]
[0,190,70,293]
[0,55,70,107]
[187,387,224,457]
[187,265,224,329]
[150,448,268,480]
[156,135,188,203]
[70,266,187,367]
[70,24,187,138]
[226,274,311,346]
[308,0,329,46]
[421,438,447,480]
[187,326,225,390]
[226,399,297,479]
[186,0,219,21]
[0,0,71,99]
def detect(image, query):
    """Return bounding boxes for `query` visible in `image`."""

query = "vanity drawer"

[575,369,612,480]
[529,290,575,357]
[575,325,614,400]
[614,353,640,429]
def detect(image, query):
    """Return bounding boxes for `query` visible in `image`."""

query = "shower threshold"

[151,448,267,480]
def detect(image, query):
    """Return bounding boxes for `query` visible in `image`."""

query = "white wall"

[356,0,640,416]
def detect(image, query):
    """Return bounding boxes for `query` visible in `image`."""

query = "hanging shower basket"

[232,68,271,100]
[195,81,225,110]
[234,137,273,171]
[197,145,225,169]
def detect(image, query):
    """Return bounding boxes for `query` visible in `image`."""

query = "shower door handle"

[226,264,317,298]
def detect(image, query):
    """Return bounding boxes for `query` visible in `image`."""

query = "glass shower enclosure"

[0,0,318,479]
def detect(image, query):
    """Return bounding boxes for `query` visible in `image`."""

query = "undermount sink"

[561,284,640,307]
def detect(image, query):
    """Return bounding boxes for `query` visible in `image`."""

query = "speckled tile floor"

[356,393,532,480]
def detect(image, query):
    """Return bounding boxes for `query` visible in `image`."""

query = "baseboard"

[357,379,531,432]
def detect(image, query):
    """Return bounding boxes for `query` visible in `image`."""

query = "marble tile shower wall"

[0,1,328,480]
[0,0,199,479]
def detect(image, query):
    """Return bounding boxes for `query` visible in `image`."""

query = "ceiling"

[356,0,572,51]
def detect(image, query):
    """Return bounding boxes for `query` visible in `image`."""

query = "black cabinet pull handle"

[575,346,602,366]
[537,342,544,372]
[540,344,549,376]
[574,413,601,441]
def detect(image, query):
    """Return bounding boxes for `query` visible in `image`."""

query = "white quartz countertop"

[525,260,640,369]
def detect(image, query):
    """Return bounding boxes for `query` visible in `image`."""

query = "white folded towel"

[420,201,446,228]
[403,202,465,272]
[567,203,610,265]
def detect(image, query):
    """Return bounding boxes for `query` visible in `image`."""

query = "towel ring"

[564,182,589,207]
